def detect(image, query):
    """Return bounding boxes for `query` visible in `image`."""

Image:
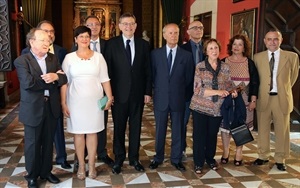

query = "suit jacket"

[21,44,67,65]
[14,52,68,127]
[104,36,152,103]
[180,40,206,101]
[70,38,106,53]
[254,49,299,114]
[152,46,194,111]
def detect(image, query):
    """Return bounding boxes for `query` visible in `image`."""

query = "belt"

[44,96,50,101]
[269,92,277,96]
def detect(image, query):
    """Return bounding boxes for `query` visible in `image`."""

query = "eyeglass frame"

[120,22,136,27]
[188,26,204,31]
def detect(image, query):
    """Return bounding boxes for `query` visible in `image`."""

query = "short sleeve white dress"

[62,51,110,134]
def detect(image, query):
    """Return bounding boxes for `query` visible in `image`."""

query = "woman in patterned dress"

[220,34,259,166]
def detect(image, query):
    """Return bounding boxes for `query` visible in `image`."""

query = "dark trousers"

[154,108,184,163]
[112,97,144,164]
[192,111,222,166]
[24,101,57,180]
[182,100,191,152]
[54,113,67,164]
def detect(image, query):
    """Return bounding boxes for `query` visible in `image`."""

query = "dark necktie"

[195,44,200,64]
[91,41,98,52]
[199,43,203,62]
[269,52,275,91]
[167,49,173,73]
[126,39,131,65]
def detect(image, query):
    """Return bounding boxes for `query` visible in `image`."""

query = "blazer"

[221,57,260,102]
[21,44,67,65]
[254,49,299,114]
[104,35,152,103]
[151,45,194,111]
[14,52,68,127]
[70,38,106,53]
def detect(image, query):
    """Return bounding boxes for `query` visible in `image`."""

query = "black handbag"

[230,124,254,146]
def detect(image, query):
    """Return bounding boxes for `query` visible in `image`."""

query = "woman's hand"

[62,104,70,118]
[231,90,238,98]
[248,101,256,111]
[104,97,114,110]
[217,90,230,98]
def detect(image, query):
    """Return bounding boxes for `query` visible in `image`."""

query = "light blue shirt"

[31,50,49,96]
[166,45,177,71]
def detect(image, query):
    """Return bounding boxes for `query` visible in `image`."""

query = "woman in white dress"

[61,26,113,180]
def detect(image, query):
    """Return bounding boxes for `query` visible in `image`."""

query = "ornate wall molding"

[0,0,12,71]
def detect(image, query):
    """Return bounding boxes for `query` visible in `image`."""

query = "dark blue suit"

[151,45,194,163]
[21,44,68,164]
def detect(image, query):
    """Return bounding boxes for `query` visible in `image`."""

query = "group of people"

[13,12,298,188]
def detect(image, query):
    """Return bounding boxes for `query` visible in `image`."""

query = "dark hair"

[85,15,101,24]
[36,20,55,30]
[203,38,221,55]
[266,28,282,38]
[119,12,136,23]
[74,26,91,38]
[227,34,251,57]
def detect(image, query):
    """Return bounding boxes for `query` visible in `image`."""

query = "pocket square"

[98,96,108,110]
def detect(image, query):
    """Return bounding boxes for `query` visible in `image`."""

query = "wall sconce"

[16,6,34,28]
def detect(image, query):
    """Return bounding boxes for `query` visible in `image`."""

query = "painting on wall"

[231,8,257,58]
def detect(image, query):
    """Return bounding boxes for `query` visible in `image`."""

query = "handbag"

[98,96,108,110]
[230,124,254,146]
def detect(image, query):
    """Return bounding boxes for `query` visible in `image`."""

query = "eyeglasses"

[77,35,90,39]
[86,23,101,27]
[189,26,204,31]
[33,38,51,44]
[42,29,55,34]
[120,22,136,27]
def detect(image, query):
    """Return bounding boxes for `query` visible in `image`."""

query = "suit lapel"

[28,53,44,75]
[170,47,181,77]
[45,54,53,73]
[277,49,287,76]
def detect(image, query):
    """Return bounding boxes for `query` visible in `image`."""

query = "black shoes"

[59,161,72,169]
[27,179,37,188]
[99,155,114,167]
[129,160,145,172]
[149,160,162,169]
[40,173,60,184]
[171,162,186,171]
[112,164,122,174]
[253,158,269,165]
[275,163,286,171]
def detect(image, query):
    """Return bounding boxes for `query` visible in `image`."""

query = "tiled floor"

[0,97,300,188]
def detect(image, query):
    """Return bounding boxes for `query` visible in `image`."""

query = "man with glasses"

[15,28,68,188]
[104,12,152,174]
[21,20,71,170]
[180,21,206,157]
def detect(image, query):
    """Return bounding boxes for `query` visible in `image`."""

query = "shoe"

[112,164,121,174]
[275,163,286,171]
[234,159,243,166]
[40,173,60,184]
[209,163,218,170]
[194,166,202,174]
[59,161,72,169]
[99,155,114,167]
[253,158,269,165]
[171,162,186,171]
[129,160,145,172]
[77,164,86,180]
[88,164,97,179]
[149,160,162,169]
[27,179,37,188]
[221,157,229,164]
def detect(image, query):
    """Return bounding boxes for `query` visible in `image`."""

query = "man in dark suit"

[14,28,68,188]
[104,12,152,174]
[149,23,194,171]
[180,20,205,155]
[21,20,71,170]
[253,29,299,171]
[71,15,114,167]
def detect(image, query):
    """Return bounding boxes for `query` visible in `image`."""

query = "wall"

[216,0,260,58]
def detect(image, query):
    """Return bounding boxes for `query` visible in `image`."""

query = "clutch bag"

[230,124,254,146]
[98,96,108,110]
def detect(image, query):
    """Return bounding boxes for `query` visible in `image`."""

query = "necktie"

[195,44,200,64]
[91,41,98,52]
[199,43,203,62]
[126,39,131,65]
[269,52,275,91]
[167,49,173,73]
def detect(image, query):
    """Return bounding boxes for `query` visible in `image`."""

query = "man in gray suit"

[14,28,67,188]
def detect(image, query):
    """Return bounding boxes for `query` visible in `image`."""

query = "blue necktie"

[167,49,173,73]
[91,41,97,52]
[195,44,200,64]
[126,40,131,65]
